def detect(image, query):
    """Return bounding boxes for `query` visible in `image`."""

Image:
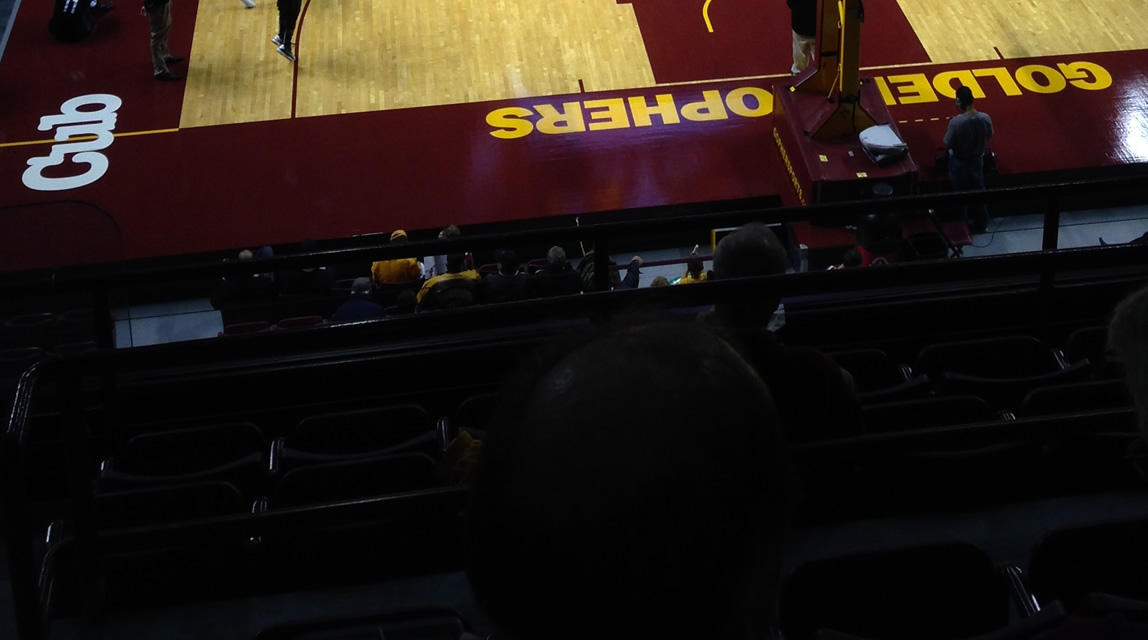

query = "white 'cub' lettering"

[23,94,122,192]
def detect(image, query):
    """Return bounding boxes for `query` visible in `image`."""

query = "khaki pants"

[147,2,172,75]
[792,31,816,74]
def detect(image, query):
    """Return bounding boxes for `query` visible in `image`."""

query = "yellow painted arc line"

[702,0,714,33]
[0,127,179,149]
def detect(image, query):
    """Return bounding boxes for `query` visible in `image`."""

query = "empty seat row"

[831,333,1123,411]
[97,406,447,495]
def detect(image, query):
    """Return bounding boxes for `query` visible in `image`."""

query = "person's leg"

[159,3,171,60]
[791,31,804,74]
[798,34,816,70]
[969,160,989,230]
[949,156,970,225]
[282,0,301,46]
[147,5,170,76]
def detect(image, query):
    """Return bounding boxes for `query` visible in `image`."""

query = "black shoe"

[164,55,184,64]
[155,70,182,81]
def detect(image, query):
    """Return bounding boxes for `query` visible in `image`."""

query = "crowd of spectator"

[209,224,686,323]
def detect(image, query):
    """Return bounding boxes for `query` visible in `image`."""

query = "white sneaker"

[276,43,295,62]
[241,0,255,7]
[271,34,282,45]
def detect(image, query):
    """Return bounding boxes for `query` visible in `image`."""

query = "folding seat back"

[220,321,270,336]
[274,453,439,507]
[916,336,1060,380]
[1019,380,1132,417]
[94,481,246,529]
[1030,516,1148,610]
[254,606,470,640]
[1066,325,1124,379]
[1065,325,1109,366]
[828,349,906,393]
[862,395,996,433]
[780,542,1009,640]
[292,405,434,455]
[114,422,265,474]
[99,422,266,494]
[272,315,327,331]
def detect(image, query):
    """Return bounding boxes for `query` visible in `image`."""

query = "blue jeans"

[949,154,988,228]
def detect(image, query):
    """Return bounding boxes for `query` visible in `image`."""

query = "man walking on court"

[944,85,994,233]
[141,0,183,81]
[787,0,816,74]
[272,0,302,62]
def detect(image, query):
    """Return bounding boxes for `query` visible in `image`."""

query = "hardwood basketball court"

[1,0,1146,271]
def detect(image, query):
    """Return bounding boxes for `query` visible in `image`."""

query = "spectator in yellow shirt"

[678,255,708,285]
[371,230,423,285]
[416,253,481,311]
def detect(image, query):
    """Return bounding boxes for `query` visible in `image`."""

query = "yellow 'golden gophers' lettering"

[486,61,1113,138]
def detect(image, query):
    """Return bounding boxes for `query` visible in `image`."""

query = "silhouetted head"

[497,250,519,276]
[351,277,371,296]
[447,253,467,273]
[650,275,670,287]
[389,230,409,245]
[956,85,974,111]
[546,246,567,270]
[466,322,791,640]
[688,257,705,277]
[711,223,790,327]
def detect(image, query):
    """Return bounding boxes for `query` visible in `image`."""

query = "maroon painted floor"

[1,0,1146,272]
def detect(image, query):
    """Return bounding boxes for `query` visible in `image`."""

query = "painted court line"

[0,128,180,149]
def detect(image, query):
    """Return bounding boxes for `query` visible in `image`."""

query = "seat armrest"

[268,438,283,476]
[248,496,269,546]
[1001,563,1040,617]
[436,416,451,454]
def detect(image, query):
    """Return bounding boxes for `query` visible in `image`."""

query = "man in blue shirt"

[331,278,384,323]
[944,85,994,233]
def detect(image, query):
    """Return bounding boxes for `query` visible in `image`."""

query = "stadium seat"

[451,392,500,437]
[916,336,1091,407]
[272,315,327,331]
[1030,516,1148,610]
[219,321,271,337]
[0,346,43,377]
[98,422,267,494]
[828,349,930,403]
[5,312,56,330]
[253,606,471,640]
[48,341,98,356]
[286,405,438,456]
[273,453,440,508]
[861,395,998,433]
[1018,380,1132,417]
[94,481,248,529]
[90,481,257,610]
[780,542,1011,640]
[1065,325,1124,379]
[916,336,1066,380]
[812,602,1067,640]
